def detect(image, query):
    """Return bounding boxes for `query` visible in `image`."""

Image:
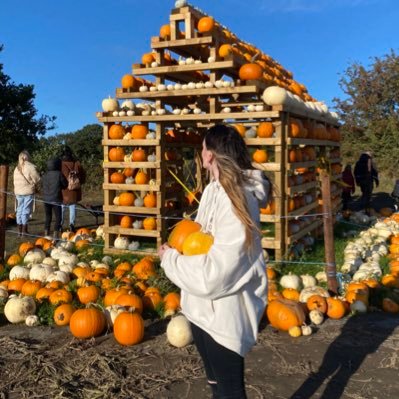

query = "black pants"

[191,323,247,399]
[359,180,373,210]
[341,191,352,210]
[44,202,62,232]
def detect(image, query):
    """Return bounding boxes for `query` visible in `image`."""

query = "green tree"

[333,50,399,175]
[0,45,56,163]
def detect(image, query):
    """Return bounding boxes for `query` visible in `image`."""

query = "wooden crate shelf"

[97,4,341,260]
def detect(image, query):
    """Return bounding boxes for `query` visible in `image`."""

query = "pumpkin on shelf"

[143,217,157,230]
[131,124,148,139]
[197,16,215,33]
[159,24,171,40]
[109,147,125,162]
[257,122,274,138]
[118,192,136,207]
[135,170,149,185]
[239,63,263,81]
[143,192,157,208]
[231,123,246,137]
[131,148,147,162]
[260,200,275,215]
[102,96,119,113]
[120,215,133,229]
[141,53,155,66]
[252,149,268,163]
[110,172,125,184]
[121,74,136,90]
[218,44,233,58]
[109,124,126,140]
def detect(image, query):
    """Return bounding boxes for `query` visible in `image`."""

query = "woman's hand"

[157,243,171,260]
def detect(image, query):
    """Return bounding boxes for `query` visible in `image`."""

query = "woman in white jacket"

[158,124,270,398]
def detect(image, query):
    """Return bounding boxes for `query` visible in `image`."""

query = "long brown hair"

[204,124,269,250]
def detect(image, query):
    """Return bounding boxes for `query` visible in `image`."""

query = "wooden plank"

[103,161,160,169]
[97,110,280,123]
[286,219,323,244]
[288,202,318,217]
[260,214,279,223]
[286,181,318,195]
[287,138,340,147]
[103,183,161,191]
[151,36,213,49]
[287,160,317,170]
[252,162,281,172]
[102,139,159,146]
[245,138,281,146]
[103,205,160,215]
[104,247,158,257]
[261,237,281,250]
[132,60,234,76]
[104,226,160,238]
[115,85,260,99]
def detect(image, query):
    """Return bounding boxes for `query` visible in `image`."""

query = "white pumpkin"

[96,225,105,239]
[104,305,125,327]
[315,271,327,283]
[147,153,157,162]
[114,236,130,250]
[58,263,74,274]
[121,100,135,110]
[25,315,40,327]
[280,273,302,291]
[56,240,75,252]
[350,300,368,314]
[245,128,257,138]
[58,253,78,268]
[300,274,317,288]
[301,325,312,336]
[299,286,329,303]
[4,296,36,323]
[309,309,324,325]
[29,264,54,283]
[146,132,156,139]
[46,271,70,285]
[166,314,193,348]
[133,220,143,229]
[262,86,291,106]
[42,257,57,267]
[24,248,46,264]
[175,0,187,7]
[102,96,119,112]
[128,241,140,251]
[9,265,30,280]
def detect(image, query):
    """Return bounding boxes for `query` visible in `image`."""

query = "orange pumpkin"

[69,308,106,339]
[103,288,129,307]
[131,124,148,139]
[54,303,76,326]
[135,171,149,185]
[113,311,144,346]
[121,74,136,89]
[19,242,35,257]
[168,220,201,253]
[36,287,55,302]
[239,63,263,80]
[49,289,73,306]
[109,124,126,140]
[114,293,143,314]
[260,200,275,215]
[143,192,156,208]
[306,295,327,313]
[143,291,163,311]
[266,298,306,331]
[120,215,133,229]
[6,254,23,267]
[143,217,157,230]
[159,24,171,39]
[382,298,399,313]
[7,278,27,292]
[218,44,233,58]
[141,53,155,65]
[197,16,215,33]
[257,122,275,138]
[252,149,268,163]
[21,280,42,297]
[326,297,346,319]
[118,192,135,207]
[109,147,125,162]
[110,172,125,184]
[163,292,181,312]
[281,288,300,301]
[77,285,101,305]
[132,148,147,162]
[132,257,156,280]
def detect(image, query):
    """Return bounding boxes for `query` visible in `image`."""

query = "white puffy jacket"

[161,169,269,356]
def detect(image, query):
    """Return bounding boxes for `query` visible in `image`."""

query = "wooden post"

[320,169,338,294]
[0,165,9,262]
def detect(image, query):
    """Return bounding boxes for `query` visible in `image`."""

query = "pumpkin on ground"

[266,298,306,331]
[69,308,106,339]
[113,311,145,346]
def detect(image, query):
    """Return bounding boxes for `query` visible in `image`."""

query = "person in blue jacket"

[158,124,270,398]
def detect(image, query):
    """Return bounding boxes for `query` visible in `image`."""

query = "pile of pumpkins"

[266,212,399,337]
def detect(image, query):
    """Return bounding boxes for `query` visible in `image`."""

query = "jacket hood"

[47,158,61,171]
[244,169,270,208]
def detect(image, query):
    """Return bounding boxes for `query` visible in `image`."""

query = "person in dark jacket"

[341,164,355,210]
[60,146,85,232]
[42,158,67,239]
[354,152,379,213]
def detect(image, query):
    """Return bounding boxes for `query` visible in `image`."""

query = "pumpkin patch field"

[0,195,399,397]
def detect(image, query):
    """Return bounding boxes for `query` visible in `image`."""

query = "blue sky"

[1,0,398,135]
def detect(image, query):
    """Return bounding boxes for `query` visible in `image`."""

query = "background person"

[13,150,41,237]
[341,164,355,211]
[61,146,85,232]
[42,158,67,239]
[158,124,270,398]
[354,152,378,213]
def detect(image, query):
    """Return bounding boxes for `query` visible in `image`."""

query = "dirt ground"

[2,192,399,398]
[0,312,398,399]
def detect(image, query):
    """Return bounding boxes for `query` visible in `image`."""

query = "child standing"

[42,158,67,239]
[342,164,355,211]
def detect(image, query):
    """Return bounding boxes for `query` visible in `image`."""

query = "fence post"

[320,169,338,295]
[0,165,9,262]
